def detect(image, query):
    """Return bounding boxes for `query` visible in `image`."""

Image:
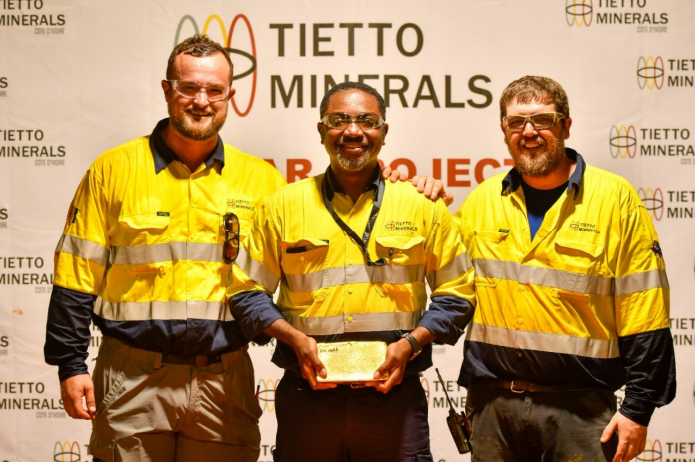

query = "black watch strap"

[401,332,422,360]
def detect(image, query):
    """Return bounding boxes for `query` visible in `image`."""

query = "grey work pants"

[465,382,619,462]
[89,336,262,462]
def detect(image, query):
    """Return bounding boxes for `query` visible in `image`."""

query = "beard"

[508,132,566,177]
[169,103,227,141]
[336,147,371,171]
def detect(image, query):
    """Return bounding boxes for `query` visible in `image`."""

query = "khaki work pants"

[89,336,262,462]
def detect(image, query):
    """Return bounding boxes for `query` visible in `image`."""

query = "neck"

[330,163,378,203]
[161,123,218,172]
[521,156,576,190]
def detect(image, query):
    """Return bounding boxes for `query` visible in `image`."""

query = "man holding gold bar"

[227,81,476,462]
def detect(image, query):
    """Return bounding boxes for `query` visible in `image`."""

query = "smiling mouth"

[520,137,545,150]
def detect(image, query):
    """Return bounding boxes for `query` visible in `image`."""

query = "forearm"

[264,318,307,348]
[44,285,96,382]
[418,295,475,345]
[229,290,285,342]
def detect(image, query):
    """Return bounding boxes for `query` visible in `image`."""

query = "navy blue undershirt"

[520,179,568,240]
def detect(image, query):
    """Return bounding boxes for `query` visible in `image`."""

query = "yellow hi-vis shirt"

[52,122,286,358]
[228,168,475,372]
[455,149,674,425]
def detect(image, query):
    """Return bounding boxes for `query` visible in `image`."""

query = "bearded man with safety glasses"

[454,75,676,462]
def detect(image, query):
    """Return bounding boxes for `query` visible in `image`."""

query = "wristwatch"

[401,332,422,361]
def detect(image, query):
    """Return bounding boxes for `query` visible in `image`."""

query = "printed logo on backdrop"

[0,256,53,292]
[609,124,694,164]
[565,0,668,33]
[637,56,695,89]
[0,0,66,35]
[53,441,81,462]
[0,333,8,357]
[0,381,65,416]
[636,439,662,461]
[256,378,279,412]
[0,128,66,166]
[432,377,466,410]
[671,318,695,347]
[174,14,258,117]
[638,188,694,221]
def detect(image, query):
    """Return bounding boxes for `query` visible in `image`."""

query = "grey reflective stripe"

[236,247,280,292]
[285,308,425,336]
[466,322,620,359]
[427,253,471,289]
[55,234,110,267]
[474,258,614,296]
[111,241,223,265]
[285,263,425,293]
[615,269,669,296]
[94,297,234,322]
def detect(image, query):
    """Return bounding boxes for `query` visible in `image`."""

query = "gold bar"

[316,341,389,383]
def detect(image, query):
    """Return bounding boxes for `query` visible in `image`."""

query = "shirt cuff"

[618,397,656,427]
[418,295,474,345]
[229,291,285,342]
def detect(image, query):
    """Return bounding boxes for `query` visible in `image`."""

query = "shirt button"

[346,260,352,265]
[517,318,524,325]
[518,286,526,292]
[348,288,353,294]
[347,315,353,322]
[517,352,523,358]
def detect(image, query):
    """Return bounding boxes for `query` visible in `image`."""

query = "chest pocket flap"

[555,238,604,258]
[281,238,329,275]
[119,213,170,230]
[375,235,425,263]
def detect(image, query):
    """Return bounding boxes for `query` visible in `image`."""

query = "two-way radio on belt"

[435,368,472,454]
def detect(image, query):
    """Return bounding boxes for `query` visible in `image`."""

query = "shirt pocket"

[374,235,425,266]
[116,213,172,274]
[553,238,605,296]
[471,230,508,288]
[280,238,330,278]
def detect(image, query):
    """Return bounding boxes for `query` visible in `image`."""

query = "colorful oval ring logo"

[566,0,593,27]
[637,56,664,90]
[257,378,279,412]
[636,439,662,462]
[175,14,258,117]
[54,441,81,462]
[637,187,664,221]
[609,125,637,159]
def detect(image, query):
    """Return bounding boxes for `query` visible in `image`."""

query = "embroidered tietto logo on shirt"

[569,221,601,234]
[651,240,663,258]
[227,199,255,211]
[385,221,418,232]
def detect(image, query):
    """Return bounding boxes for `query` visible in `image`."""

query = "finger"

[373,357,395,381]
[61,391,77,418]
[381,165,392,179]
[398,170,408,182]
[311,382,338,390]
[424,178,435,197]
[410,176,420,187]
[84,382,97,418]
[416,176,427,192]
[443,193,454,206]
[309,354,327,379]
[389,170,401,183]
[601,419,617,443]
[71,394,90,420]
[613,441,627,462]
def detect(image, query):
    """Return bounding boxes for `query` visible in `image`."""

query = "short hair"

[319,81,386,119]
[499,76,570,121]
[166,35,234,85]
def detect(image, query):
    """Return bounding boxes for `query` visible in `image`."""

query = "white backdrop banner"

[1,1,694,461]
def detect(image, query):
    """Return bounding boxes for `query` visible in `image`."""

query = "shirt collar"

[324,164,382,201]
[149,118,226,174]
[501,148,586,199]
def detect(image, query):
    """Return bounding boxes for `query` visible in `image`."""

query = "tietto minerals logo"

[637,56,695,89]
[638,188,695,221]
[636,439,662,462]
[0,0,67,34]
[609,124,694,161]
[256,378,279,412]
[174,14,257,117]
[53,441,81,462]
[637,187,663,220]
[565,0,593,27]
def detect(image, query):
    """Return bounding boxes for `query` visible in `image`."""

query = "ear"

[382,123,389,145]
[500,123,509,145]
[228,87,236,99]
[562,117,572,139]
[161,80,171,102]
[317,122,325,144]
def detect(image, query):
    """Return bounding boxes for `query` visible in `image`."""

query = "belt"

[494,380,593,393]
[160,353,223,367]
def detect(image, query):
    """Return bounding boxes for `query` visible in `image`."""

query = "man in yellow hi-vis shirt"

[228,81,476,462]
[42,35,287,462]
[455,76,676,462]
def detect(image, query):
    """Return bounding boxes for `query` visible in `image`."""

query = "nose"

[343,121,364,137]
[193,89,210,106]
[521,118,538,136]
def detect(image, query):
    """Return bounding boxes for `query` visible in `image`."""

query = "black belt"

[160,353,223,367]
[493,380,593,393]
